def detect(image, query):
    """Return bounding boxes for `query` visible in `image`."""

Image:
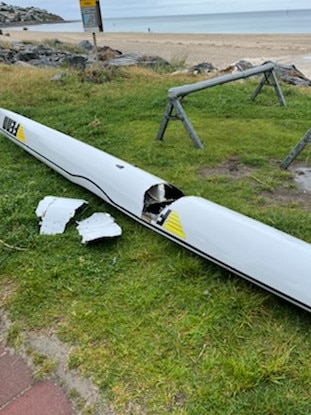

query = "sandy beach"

[3,30,311,77]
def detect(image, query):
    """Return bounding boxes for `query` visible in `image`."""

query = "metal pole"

[156,102,174,141]
[92,32,100,68]
[281,129,311,169]
[173,99,204,149]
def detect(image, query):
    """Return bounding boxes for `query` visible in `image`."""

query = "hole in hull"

[142,183,184,222]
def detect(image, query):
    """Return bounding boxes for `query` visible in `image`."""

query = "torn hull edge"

[1,107,311,312]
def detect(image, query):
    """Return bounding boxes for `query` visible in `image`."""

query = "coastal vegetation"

[1,60,311,414]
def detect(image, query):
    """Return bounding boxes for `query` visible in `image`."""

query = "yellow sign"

[79,0,103,32]
[80,0,96,7]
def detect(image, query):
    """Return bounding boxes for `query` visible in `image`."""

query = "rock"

[274,63,311,87]
[107,52,169,68]
[108,54,138,66]
[64,54,87,70]
[16,48,41,62]
[97,45,122,61]
[280,75,311,86]
[138,54,170,68]
[14,60,33,67]
[191,62,217,74]
[50,72,67,82]
[0,49,15,64]
[235,60,254,71]
[78,40,93,51]
[221,60,255,74]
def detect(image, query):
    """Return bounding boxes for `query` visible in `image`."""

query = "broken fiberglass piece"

[36,195,87,235]
[76,212,122,244]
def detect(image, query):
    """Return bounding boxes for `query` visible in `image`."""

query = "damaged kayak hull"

[1,108,311,312]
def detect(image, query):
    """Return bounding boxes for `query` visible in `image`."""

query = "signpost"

[80,0,103,33]
[79,0,103,65]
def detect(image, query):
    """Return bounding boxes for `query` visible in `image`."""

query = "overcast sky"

[7,0,311,20]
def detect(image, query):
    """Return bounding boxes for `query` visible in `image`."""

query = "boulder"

[97,45,122,61]
[191,62,217,74]
[220,60,311,87]
[64,54,88,70]
[78,40,93,51]
[274,63,311,87]
[107,52,169,68]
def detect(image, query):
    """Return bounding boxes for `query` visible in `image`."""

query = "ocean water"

[5,9,311,34]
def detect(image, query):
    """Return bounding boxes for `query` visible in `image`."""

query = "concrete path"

[0,345,72,414]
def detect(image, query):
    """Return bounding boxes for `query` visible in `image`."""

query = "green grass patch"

[1,64,311,414]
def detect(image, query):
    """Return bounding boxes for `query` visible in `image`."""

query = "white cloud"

[102,0,310,17]
[6,0,311,20]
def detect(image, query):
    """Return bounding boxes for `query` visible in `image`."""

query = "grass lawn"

[1,61,311,414]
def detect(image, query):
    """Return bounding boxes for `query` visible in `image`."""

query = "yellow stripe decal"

[16,124,25,143]
[163,211,185,239]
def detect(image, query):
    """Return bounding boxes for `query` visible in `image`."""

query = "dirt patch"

[199,155,254,179]
[269,163,311,208]
[261,185,311,208]
[198,156,311,208]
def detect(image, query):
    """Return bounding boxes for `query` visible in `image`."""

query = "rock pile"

[0,40,86,68]
[0,39,170,70]
[0,3,63,25]
[221,59,311,87]
[181,59,311,87]
[0,37,310,87]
